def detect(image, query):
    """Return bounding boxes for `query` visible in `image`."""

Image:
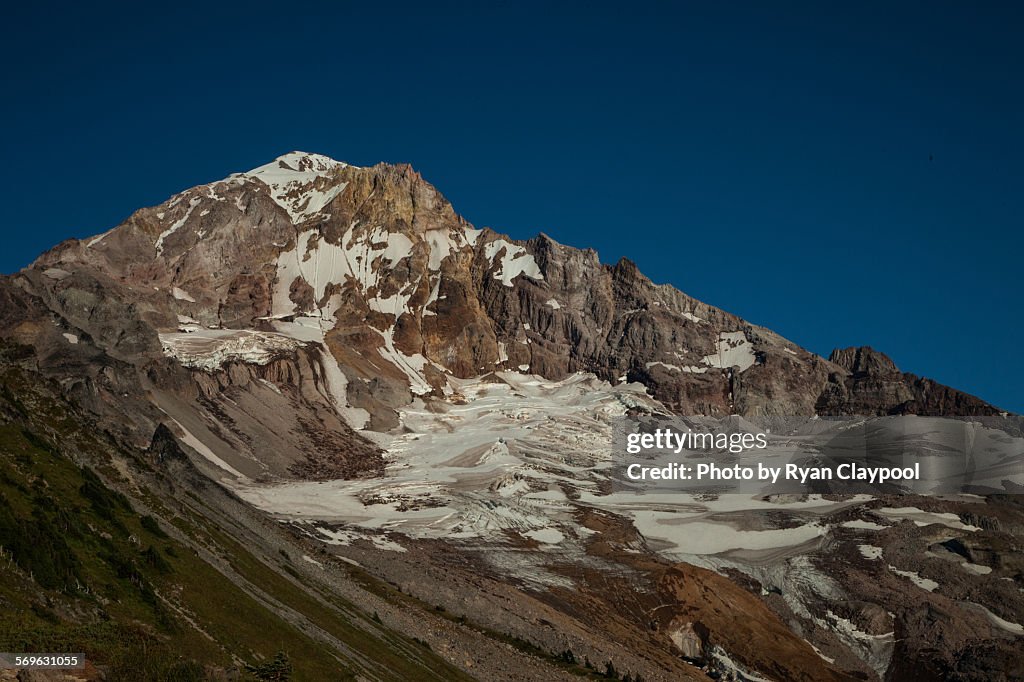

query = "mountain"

[0,152,1020,681]
[24,152,1003,431]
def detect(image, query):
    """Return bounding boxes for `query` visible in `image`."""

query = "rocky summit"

[0,152,1019,681]
[24,152,1002,430]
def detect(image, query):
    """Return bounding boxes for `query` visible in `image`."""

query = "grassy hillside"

[0,352,473,681]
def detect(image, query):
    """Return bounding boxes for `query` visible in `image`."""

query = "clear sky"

[2,2,1020,412]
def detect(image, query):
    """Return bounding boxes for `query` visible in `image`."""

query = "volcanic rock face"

[0,151,1019,682]
[817,346,1000,416]
[20,151,1003,444]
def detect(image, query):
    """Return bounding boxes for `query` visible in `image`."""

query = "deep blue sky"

[2,2,1021,412]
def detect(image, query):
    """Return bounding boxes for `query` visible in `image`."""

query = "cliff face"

[18,151,1001,437]
[816,346,1000,416]
[1,152,1018,682]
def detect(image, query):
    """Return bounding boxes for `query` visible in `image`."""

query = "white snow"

[877,507,979,531]
[62,332,79,344]
[230,371,880,582]
[646,361,707,374]
[822,610,894,678]
[376,326,435,395]
[424,227,475,270]
[484,238,543,287]
[271,318,370,428]
[155,196,202,255]
[809,643,835,665]
[244,152,350,224]
[702,331,758,372]
[841,519,887,531]
[159,329,305,371]
[858,544,883,560]
[889,566,938,591]
[463,226,481,245]
[381,232,414,266]
[171,419,246,478]
[709,647,773,682]
[268,224,453,396]
[645,361,680,372]
[271,224,418,319]
[232,373,655,560]
[959,602,1024,635]
[631,515,826,556]
[524,528,565,544]
[423,277,441,315]
[316,526,406,553]
[85,230,113,248]
[545,298,561,310]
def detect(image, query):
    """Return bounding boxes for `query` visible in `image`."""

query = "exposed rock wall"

[2,151,1003,473]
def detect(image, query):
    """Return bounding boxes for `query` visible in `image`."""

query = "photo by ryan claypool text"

[625,460,922,484]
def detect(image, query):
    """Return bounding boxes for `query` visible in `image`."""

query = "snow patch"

[316,526,407,553]
[170,419,245,478]
[155,196,203,255]
[273,319,371,429]
[858,545,883,560]
[424,227,475,270]
[376,327,434,395]
[646,361,706,374]
[85,230,113,248]
[959,602,1024,635]
[702,331,757,372]
[524,528,564,544]
[889,566,938,591]
[822,610,894,678]
[484,239,543,287]
[877,507,980,531]
[244,152,350,224]
[681,311,703,324]
[841,519,887,531]
[709,646,773,682]
[159,329,305,371]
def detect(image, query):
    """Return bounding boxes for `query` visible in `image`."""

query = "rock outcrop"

[1,151,1006,473]
[817,346,1001,416]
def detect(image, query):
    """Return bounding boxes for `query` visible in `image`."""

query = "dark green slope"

[0,342,473,681]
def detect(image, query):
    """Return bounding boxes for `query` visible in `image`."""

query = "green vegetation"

[0,348,635,681]
[0,364,472,681]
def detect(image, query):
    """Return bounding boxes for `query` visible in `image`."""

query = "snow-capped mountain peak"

[242,151,352,223]
[245,150,350,176]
